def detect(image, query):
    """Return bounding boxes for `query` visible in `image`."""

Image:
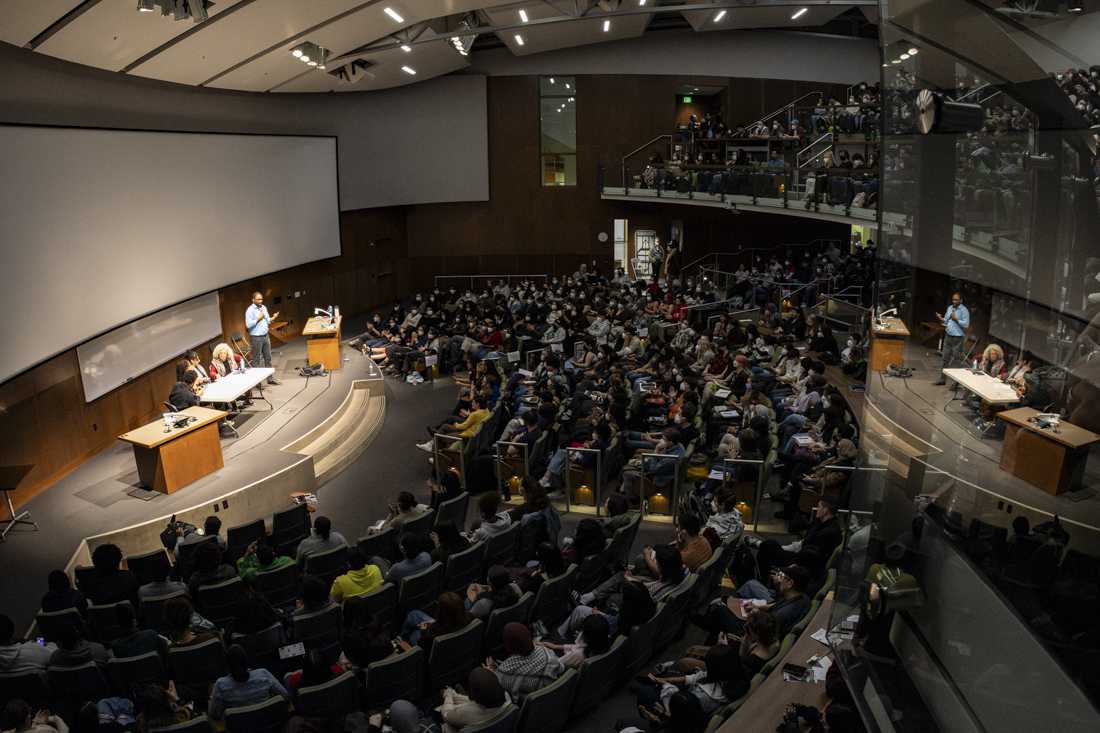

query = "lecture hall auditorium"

[1,2,1099,732]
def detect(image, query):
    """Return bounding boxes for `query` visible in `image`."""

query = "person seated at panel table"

[184,350,210,387]
[978,343,1007,379]
[208,342,243,381]
[167,369,202,411]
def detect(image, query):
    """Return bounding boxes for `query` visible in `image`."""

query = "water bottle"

[972,359,979,372]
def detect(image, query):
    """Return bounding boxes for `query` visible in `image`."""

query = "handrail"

[955,82,992,103]
[797,132,833,158]
[743,91,824,132]
[621,134,672,190]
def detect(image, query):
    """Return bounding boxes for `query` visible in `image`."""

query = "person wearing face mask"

[619,427,685,497]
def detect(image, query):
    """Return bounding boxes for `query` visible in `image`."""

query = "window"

[540,76,576,186]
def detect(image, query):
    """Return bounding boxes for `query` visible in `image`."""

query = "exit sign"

[682,95,693,103]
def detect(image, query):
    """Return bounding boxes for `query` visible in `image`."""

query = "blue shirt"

[245,304,270,336]
[943,304,970,338]
[208,668,288,720]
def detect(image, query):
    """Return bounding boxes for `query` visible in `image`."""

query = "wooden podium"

[870,317,910,371]
[303,315,343,370]
[118,407,227,494]
[997,407,1100,495]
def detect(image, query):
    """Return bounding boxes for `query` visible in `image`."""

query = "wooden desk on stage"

[721,598,834,733]
[303,315,343,370]
[869,317,910,371]
[997,407,1100,496]
[118,407,227,494]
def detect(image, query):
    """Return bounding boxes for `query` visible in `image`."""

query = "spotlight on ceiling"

[401,65,417,75]
[603,19,611,32]
[1068,2,1083,11]
[791,7,809,20]
[383,7,404,23]
[514,34,525,46]
[549,77,555,84]
[713,10,726,22]
[908,47,919,55]
[519,8,529,22]
[290,42,329,71]
[400,44,412,52]
[448,13,478,57]
[136,0,211,23]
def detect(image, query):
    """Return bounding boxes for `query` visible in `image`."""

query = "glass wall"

[539,75,577,186]
[831,2,1100,730]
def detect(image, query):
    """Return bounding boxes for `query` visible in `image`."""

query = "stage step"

[283,378,386,486]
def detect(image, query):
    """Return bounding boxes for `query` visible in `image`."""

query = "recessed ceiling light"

[568,96,574,102]
[891,59,900,64]
[307,61,317,66]
[514,34,525,46]
[714,10,726,22]
[565,82,571,89]
[549,77,555,84]
[318,64,325,70]
[639,0,647,5]
[908,47,918,55]
[900,53,909,60]
[882,63,888,67]
[401,65,416,75]
[519,8,529,22]
[602,19,610,32]
[791,7,808,20]
[292,49,303,58]
[400,44,412,52]
[383,7,404,23]
[300,55,310,63]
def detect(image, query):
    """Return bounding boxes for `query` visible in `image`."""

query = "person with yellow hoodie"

[329,550,383,603]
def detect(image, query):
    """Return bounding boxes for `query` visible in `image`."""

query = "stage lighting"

[289,42,329,71]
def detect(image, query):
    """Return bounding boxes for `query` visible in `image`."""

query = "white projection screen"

[0,125,341,386]
[78,293,222,402]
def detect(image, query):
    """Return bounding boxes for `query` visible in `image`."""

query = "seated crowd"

[2,259,869,733]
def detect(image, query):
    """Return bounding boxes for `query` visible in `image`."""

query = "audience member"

[330,550,383,603]
[296,516,348,564]
[0,614,56,674]
[39,571,87,617]
[489,622,565,702]
[207,644,289,721]
[386,535,433,584]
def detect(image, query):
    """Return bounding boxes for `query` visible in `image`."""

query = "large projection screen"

[78,293,222,402]
[0,125,341,385]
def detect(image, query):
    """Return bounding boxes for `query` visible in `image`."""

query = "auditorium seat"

[107,651,164,692]
[357,527,398,565]
[140,590,187,634]
[464,703,519,733]
[150,716,215,733]
[344,582,398,633]
[232,623,287,678]
[253,562,299,608]
[35,607,84,643]
[0,670,51,710]
[224,695,288,733]
[294,670,360,719]
[531,565,576,630]
[196,577,246,628]
[225,518,266,564]
[168,638,226,687]
[399,508,436,540]
[569,635,626,717]
[365,646,424,709]
[87,600,133,644]
[517,668,579,733]
[427,618,484,691]
[620,615,660,684]
[397,562,444,618]
[125,549,173,587]
[292,604,342,663]
[483,592,533,658]
[444,541,487,593]
[304,544,348,587]
[270,503,311,551]
[483,523,520,570]
[434,492,470,530]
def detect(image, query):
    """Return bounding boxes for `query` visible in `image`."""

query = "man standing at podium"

[933,292,970,385]
[245,292,281,385]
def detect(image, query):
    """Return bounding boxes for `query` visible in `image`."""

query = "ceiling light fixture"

[549,77,555,84]
[401,65,417,75]
[400,44,411,52]
[565,82,571,89]
[900,53,909,60]
[603,19,610,32]
[791,7,808,20]
[639,0,647,5]
[136,0,210,23]
[714,10,726,22]
[290,42,329,70]
[519,8,529,22]
[568,96,575,102]
[1069,2,1083,12]
[383,7,404,23]
[908,47,918,55]
[514,34,525,46]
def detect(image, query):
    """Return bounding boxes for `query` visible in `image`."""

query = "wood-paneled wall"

[0,74,856,508]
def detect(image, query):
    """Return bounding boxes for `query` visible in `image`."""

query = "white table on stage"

[198,368,275,435]
[942,368,1020,406]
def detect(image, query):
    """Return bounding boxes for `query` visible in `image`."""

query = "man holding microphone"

[933,291,970,385]
[245,292,281,385]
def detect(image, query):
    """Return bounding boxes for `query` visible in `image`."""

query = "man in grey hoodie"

[0,614,56,674]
